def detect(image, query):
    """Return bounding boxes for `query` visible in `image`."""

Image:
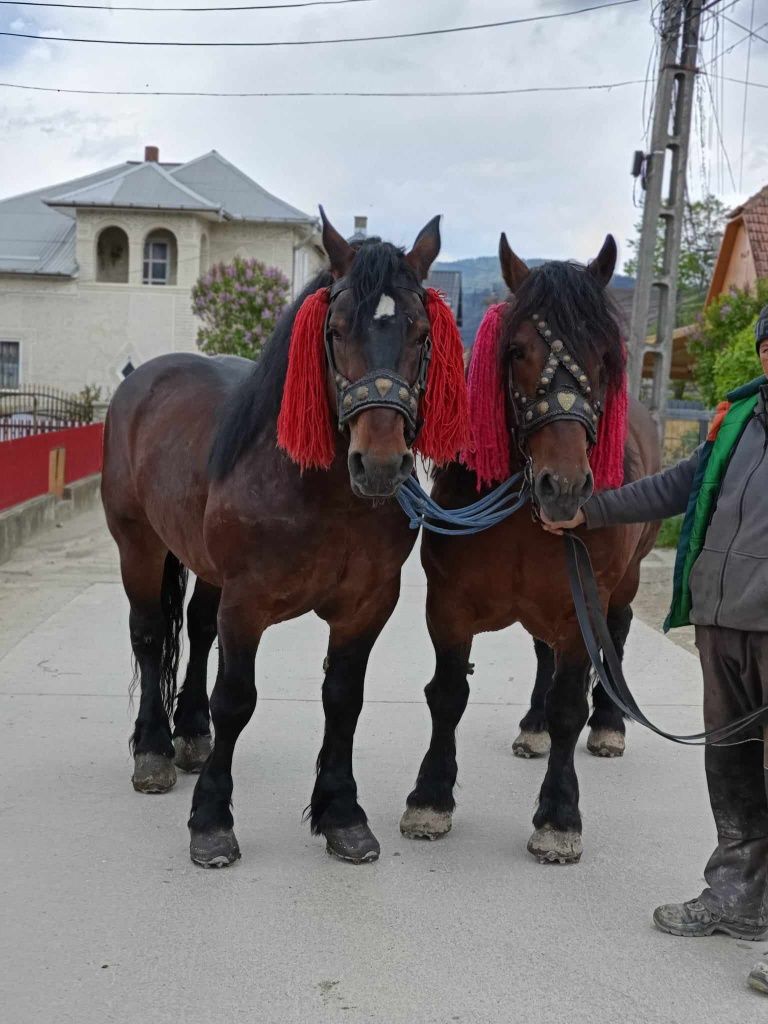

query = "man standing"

[543,305,768,993]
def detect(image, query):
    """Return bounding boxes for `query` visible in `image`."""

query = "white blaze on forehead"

[373,294,396,320]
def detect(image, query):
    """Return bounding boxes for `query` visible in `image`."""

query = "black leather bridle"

[323,275,432,446]
[508,312,602,448]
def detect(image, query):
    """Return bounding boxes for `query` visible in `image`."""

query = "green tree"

[623,194,727,324]
[192,257,290,360]
[688,279,768,405]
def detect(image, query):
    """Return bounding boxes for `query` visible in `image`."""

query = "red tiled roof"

[730,184,768,279]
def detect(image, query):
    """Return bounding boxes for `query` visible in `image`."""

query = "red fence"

[0,424,104,511]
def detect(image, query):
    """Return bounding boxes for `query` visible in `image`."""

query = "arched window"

[96,226,129,283]
[142,229,178,286]
[199,233,210,277]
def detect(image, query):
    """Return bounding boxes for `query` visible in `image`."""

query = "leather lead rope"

[564,533,768,747]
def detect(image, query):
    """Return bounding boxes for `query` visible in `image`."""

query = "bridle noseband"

[508,312,602,449]
[323,275,432,446]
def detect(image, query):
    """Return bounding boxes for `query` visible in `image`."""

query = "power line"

[723,12,768,46]
[700,67,737,190]
[0,0,640,47]
[0,0,370,10]
[0,78,648,98]
[738,0,756,190]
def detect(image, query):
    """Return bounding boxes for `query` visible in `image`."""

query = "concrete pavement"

[1,508,766,1023]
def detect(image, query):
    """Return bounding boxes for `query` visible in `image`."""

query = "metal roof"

[46,161,223,216]
[0,151,314,277]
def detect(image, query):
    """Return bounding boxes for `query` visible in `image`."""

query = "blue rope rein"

[395,471,529,535]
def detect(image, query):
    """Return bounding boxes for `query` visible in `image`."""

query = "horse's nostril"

[580,470,594,498]
[348,451,365,482]
[400,451,415,479]
[538,471,558,500]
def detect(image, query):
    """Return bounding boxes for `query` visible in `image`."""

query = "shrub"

[712,324,762,397]
[192,258,290,360]
[687,279,768,406]
[656,515,683,549]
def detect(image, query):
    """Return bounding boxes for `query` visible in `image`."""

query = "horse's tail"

[159,551,189,719]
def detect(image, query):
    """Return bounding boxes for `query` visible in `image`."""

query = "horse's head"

[320,208,442,498]
[498,233,623,522]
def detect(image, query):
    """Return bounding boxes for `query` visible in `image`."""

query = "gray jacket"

[585,381,768,631]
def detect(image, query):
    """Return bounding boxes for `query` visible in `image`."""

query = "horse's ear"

[499,232,530,293]
[406,215,441,282]
[319,205,355,279]
[587,234,617,288]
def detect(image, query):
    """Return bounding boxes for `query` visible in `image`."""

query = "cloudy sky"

[0,0,766,263]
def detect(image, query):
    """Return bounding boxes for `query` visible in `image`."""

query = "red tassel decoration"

[415,288,471,465]
[460,303,510,489]
[277,287,335,470]
[589,370,628,491]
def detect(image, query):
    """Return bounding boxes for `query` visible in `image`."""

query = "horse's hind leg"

[400,639,472,841]
[173,579,220,773]
[513,637,554,759]
[528,650,590,864]
[586,604,632,758]
[115,521,188,794]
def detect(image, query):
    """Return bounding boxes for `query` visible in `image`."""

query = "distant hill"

[434,255,635,345]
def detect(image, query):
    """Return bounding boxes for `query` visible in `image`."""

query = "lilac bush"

[192,257,290,359]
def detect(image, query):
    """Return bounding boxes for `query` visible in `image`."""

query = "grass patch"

[656,515,683,549]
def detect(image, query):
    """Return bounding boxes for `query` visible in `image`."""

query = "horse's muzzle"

[348,450,415,498]
[534,468,593,523]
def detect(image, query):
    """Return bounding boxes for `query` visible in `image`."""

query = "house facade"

[0,147,325,392]
[706,183,768,303]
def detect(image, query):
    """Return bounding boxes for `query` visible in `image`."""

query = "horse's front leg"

[586,603,632,758]
[513,636,554,758]
[173,578,220,773]
[400,640,472,841]
[528,647,591,865]
[313,581,401,864]
[188,602,259,868]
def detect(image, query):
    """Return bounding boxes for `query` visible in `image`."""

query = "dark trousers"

[696,626,768,929]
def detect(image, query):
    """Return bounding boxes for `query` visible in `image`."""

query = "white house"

[0,146,325,393]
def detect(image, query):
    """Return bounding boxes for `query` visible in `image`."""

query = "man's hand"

[539,509,586,535]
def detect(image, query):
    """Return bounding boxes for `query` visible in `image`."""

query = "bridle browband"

[323,274,432,445]
[508,311,602,448]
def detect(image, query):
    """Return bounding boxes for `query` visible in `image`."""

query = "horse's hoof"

[527,825,582,864]
[399,805,452,840]
[587,728,626,758]
[324,823,380,864]
[512,730,551,758]
[132,753,177,794]
[173,734,212,773]
[189,828,241,868]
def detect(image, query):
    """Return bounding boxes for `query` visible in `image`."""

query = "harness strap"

[564,534,768,746]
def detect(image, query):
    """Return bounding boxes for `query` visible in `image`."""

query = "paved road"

[1,509,765,1023]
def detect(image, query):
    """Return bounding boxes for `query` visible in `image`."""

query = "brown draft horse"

[399,235,661,863]
[102,210,460,868]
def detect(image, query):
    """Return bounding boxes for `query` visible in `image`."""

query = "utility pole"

[627,0,705,429]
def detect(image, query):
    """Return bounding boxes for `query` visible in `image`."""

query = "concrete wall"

[0,211,325,394]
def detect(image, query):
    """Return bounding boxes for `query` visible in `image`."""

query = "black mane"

[208,238,419,481]
[501,260,625,394]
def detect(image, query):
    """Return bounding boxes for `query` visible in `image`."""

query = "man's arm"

[583,446,701,529]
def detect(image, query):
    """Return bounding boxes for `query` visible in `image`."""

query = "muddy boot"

[748,962,768,994]
[653,897,768,939]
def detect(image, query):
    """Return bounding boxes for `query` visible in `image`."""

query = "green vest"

[664,376,764,631]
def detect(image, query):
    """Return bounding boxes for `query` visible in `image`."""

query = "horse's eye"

[509,344,525,361]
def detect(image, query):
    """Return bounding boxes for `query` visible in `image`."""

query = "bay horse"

[399,234,660,863]
[101,210,468,867]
